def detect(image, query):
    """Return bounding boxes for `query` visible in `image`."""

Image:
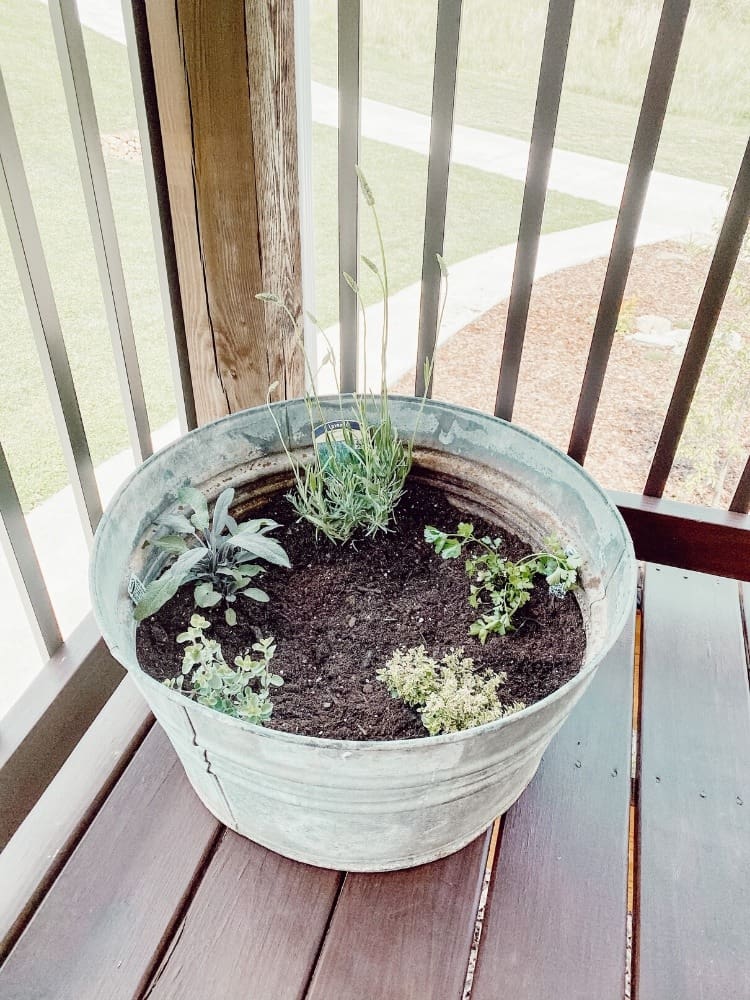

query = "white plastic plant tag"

[127,573,146,605]
[313,419,363,463]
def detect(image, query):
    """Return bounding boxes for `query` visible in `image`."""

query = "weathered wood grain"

[0,726,220,1000]
[145,833,341,999]
[144,0,229,424]
[637,566,750,1000]
[245,0,304,401]
[145,0,303,422]
[305,831,490,1000]
[471,611,635,1000]
[177,0,269,414]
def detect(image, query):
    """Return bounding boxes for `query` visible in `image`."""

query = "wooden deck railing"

[0,0,749,837]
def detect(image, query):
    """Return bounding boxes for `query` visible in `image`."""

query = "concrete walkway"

[310,82,726,237]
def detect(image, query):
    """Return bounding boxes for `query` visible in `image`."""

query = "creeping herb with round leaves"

[424,523,581,643]
[134,485,290,626]
[163,614,283,725]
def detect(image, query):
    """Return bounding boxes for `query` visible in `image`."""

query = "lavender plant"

[257,167,445,544]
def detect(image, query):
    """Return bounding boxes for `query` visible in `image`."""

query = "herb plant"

[134,486,290,625]
[424,523,581,643]
[377,645,524,736]
[257,167,445,543]
[163,614,282,725]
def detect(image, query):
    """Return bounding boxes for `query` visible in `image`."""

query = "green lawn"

[311,125,612,328]
[311,0,750,188]
[0,0,174,509]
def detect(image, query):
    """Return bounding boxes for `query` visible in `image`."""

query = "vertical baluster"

[337,0,362,394]
[644,139,750,499]
[49,0,153,461]
[414,0,463,398]
[494,0,575,421]
[568,0,691,465]
[0,70,102,541]
[0,444,62,659]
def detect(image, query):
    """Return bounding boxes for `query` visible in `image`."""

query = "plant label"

[314,419,364,464]
[127,573,146,605]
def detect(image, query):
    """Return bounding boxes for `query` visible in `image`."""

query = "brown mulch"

[395,241,750,506]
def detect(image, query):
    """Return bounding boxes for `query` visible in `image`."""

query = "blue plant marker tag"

[313,419,363,464]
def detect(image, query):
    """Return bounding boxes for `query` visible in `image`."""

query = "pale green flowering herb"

[377,645,524,737]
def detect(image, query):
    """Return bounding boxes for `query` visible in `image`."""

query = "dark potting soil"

[136,480,586,740]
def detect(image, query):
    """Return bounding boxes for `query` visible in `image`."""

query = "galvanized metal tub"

[90,397,636,871]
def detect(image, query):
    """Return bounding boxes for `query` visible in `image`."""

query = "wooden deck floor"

[1,564,748,1000]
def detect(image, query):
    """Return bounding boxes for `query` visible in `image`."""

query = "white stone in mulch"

[629,321,742,353]
[628,316,690,351]
[636,314,673,336]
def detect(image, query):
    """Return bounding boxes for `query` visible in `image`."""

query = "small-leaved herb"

[424,523,581,643]
[377,645,524,736]
[163,613,283,725]
[134,486,290,625]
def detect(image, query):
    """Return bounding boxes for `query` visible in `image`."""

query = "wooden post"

[143,0,304,424]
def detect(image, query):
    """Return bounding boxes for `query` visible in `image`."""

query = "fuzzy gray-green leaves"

[134,486,290,625]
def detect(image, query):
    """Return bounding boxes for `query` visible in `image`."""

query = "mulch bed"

[395,240,750,506]
[136,480,586,740]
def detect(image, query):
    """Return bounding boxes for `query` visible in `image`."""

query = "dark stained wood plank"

[0,726,221,1000]
[610,489,750,582]
[0,615,125,848]
[306,832,490,1000]
[472,610,635,1000]
[637,565,750,1000]
[0,678,152,960]
[146,833,341,1000]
